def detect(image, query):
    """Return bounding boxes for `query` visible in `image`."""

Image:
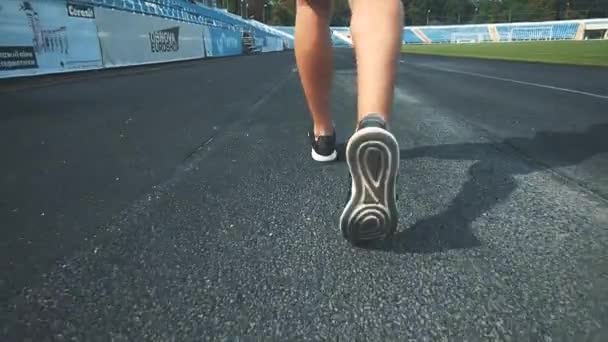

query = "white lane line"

[406,62,608,100]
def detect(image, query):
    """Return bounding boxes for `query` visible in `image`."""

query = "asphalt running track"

[1,50,607,340]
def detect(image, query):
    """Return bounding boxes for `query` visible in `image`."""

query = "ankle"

[358,113,388,130]
[314,121,334,136]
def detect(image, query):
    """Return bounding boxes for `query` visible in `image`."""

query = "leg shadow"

[363,157,518,254]
[336,141,347,161]
[337,141,488,164]
[339,123,608,253]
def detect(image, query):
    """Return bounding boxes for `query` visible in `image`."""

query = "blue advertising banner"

[203,25,243,57]
[0,0,102,78]
[261,35,284,52]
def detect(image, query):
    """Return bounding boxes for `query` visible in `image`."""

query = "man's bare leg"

[294,0,334,137]
[350,0,404,122]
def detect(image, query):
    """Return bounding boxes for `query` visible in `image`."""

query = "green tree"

[265,0,608,26]
[330,0,351,26]
[442,0,474,23]
[267,0,295,25]
[406,0,430,25]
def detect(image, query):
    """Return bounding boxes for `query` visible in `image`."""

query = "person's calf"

[295,0,334,137]
[349,0,404,123]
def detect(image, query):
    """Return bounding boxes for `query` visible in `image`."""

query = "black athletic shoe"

[308,127,337,162]
[340,114,400,243]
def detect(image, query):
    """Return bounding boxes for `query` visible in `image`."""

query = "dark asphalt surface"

[2,50,607,340]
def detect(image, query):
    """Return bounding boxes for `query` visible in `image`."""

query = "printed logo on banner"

[149,27,180,53]
[0,46,38,70]
[20,1,69,55]
[66,3,95,19]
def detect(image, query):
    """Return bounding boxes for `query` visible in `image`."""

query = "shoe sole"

[340,127,399,243]
[311,148,337,162]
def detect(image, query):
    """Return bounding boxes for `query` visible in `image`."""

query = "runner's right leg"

[340,0,404,243]
[349,0,404,122]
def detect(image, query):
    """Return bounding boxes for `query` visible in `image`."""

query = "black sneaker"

[340,114,400,243]
[308,127,337,162]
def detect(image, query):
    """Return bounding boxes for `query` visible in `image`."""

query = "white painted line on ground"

[408,63,608,100]
[394,87,420,104]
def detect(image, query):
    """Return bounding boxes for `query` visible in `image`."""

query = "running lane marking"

[404,61,608,100]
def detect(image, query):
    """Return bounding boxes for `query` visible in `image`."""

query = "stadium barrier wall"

[0,0,289,79]
[0,0,103,78]
[95,7,205,67]
[272,26,296,49]
[258,33,284,52]
[247,20,295,50]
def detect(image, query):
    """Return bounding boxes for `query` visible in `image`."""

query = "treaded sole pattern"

[340,127,399,243]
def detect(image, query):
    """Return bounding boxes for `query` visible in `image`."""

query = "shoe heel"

[340,127,399,243]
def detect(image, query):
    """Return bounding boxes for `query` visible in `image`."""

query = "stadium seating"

[329,27,352,46]
[495,22,579,41]
[274,26,352,47]
[399,20,581,44]
[403,29,423,44]
[418,25,492,44]
[84,0,290,43]
[275,26,295,36]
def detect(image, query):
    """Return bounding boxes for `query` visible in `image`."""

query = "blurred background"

[207,0,608,26]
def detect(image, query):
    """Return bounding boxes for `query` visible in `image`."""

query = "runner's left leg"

[295,0,338,162]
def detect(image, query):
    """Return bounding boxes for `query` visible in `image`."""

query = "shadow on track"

[338,123,608,254]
